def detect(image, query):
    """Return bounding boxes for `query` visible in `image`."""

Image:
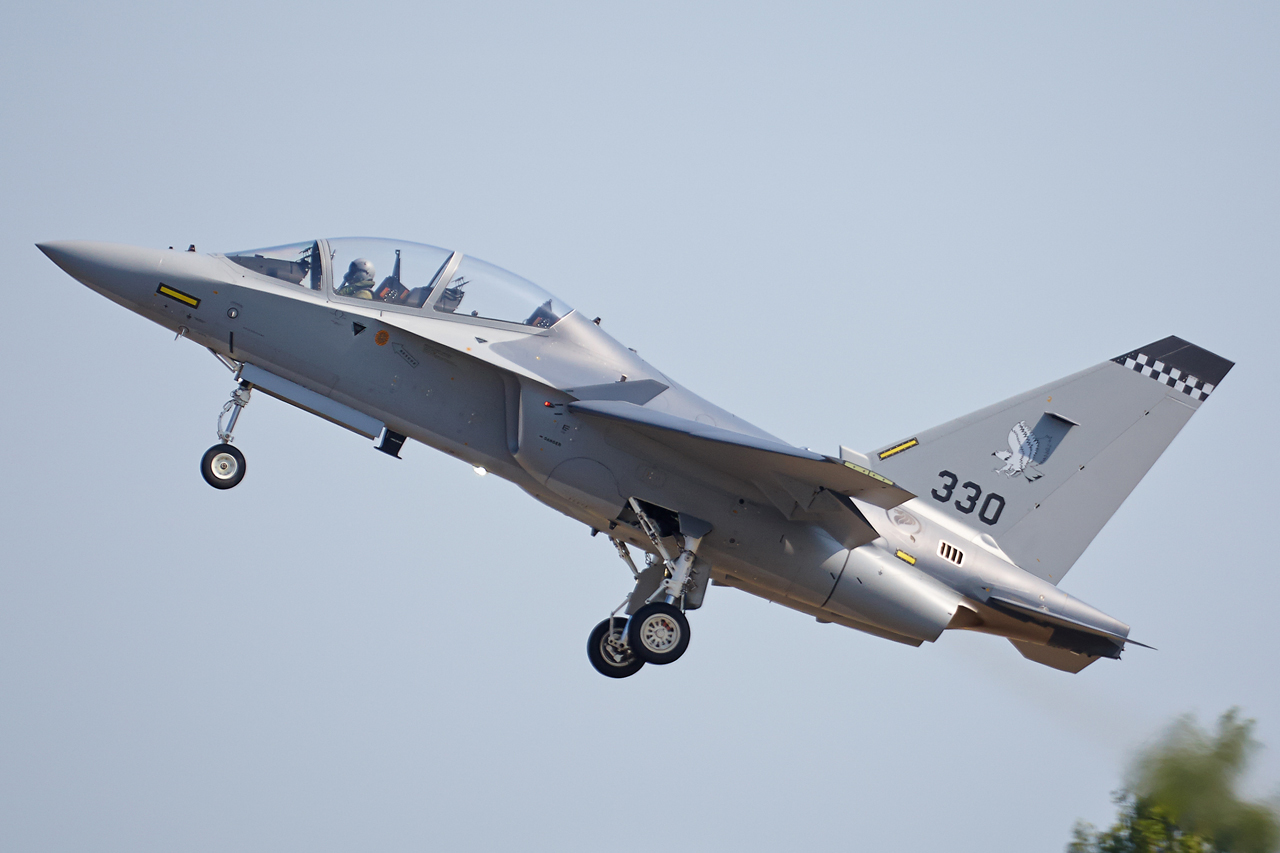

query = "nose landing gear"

[201,443,246,489]
[201,381,251,489]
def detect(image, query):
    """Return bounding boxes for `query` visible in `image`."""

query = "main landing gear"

[200,381,251,489]
[585,501,710,679]
[586,616,643,679]
[628,602,690,665]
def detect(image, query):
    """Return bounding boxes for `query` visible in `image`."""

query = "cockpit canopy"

[226,238,572,330]
[227,240,320,287]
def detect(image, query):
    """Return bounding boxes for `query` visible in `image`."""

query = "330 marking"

[931,470,1005,525]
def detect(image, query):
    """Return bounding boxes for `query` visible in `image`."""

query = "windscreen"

[226,241,321,289]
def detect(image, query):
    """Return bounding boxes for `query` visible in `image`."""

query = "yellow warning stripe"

[895,550,916,565]
[878,437,918,460]
[157,283,200,308]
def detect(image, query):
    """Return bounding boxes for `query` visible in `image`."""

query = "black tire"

[626,602,690,665]
[201,443,246,489]
[587,617,644,678]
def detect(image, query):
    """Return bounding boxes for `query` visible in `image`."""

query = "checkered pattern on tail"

[1112,352,1216,401]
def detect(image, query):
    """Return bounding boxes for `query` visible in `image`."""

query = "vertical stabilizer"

[866,337,1233,584]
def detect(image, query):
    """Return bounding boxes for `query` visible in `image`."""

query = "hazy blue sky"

[3,3,1278,851]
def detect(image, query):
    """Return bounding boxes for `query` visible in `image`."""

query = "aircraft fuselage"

[41,238,1188,676]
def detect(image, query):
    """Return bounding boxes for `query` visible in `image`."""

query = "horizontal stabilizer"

[986,595,1149,652]
[568,400,914,509]
[1010,639,1100,674]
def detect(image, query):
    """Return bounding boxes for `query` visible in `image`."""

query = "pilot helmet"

[343,258,375,286]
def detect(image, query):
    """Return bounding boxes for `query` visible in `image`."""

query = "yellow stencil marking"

[156,283,199,308]
[895,550,916,565]
[878,438,919,460]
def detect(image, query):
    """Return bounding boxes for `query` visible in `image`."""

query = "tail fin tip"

[1111,336,1234,401]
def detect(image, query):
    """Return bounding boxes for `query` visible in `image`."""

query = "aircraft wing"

[567,399,914,510]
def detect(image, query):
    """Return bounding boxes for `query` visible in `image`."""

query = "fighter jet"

[37,237,1233,677]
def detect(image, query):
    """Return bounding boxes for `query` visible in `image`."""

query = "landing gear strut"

[585,502,711,678]
[201,381,251,489]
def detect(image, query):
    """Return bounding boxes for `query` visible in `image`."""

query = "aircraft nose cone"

[39,240,233,314]
[36,240,153,286]
[36,241,92,278]
[36,240,174,305]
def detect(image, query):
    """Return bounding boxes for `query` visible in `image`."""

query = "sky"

[2,2,1278,851]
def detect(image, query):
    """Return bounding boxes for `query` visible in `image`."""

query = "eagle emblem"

[994,420,1046,481]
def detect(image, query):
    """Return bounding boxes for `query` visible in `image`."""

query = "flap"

[568,399,914,509]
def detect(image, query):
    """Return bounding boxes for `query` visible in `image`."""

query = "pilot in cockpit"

[336,258,376,299]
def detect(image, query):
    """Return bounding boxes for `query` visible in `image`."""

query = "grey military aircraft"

[38,237,1233,677]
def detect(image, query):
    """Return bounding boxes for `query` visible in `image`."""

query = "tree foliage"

[1069,709,1280,853]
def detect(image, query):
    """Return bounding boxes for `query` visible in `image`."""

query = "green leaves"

[1070,797,1211,853]
[1069,709,1280,853]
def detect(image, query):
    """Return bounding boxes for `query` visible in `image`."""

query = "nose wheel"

[201,380,252,489]
[201,443,246,489]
